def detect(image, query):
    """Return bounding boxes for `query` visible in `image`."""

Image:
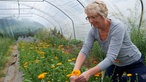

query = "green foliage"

[130,28,146,63]
[0,37,15,77]
[90,41,105,62]
[18,28,84,82]
[84,41,105,68]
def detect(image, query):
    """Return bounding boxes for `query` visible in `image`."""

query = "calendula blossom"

[57,62,62,66]
[127,73,132,77]
[55,56,58,59]
[36,59,40,63]
[24,62,28,68]
[68,59,72,62]
[67,70,81,77]
[94,72,101,77]
[72,58,76,61]
[40,51,45,55]
[38,72,47,79]
[51,65,55,68]
[93,60,97,64]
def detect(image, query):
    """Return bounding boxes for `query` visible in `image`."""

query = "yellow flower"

[24,62,28,68]
[127,73,132,77]
[43,46,47,48]
[55,56,58,59]
[24,62,28,65]
[38,72,47,79]
[51,65,55,68]
[36,59,40,63]
[40,51,45,55]
[72,58,76,61]
[68,59,72,62]
[24,65,28,68]
[41,55,45,58]
[57,62,62,66]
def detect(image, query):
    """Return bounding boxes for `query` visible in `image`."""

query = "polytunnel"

[0,0,146,82]
[0,0,145,40]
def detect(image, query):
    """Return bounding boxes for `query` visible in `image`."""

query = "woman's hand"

[75,71,90,82]
[70,76,78,82]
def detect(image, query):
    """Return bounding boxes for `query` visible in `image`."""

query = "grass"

[0,37,15,77]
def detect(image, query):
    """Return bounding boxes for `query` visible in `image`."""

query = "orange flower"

[93,60,97,64]
[67,70,81,77]
[94,72,101,77]
[114,59,120,63]
[72,70,81,76]
[24,62,28,66]
[127,73,132,77]
[67,74,72,77]
[38,72,47,79]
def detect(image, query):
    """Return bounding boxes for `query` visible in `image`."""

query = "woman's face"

[86,13,105,29]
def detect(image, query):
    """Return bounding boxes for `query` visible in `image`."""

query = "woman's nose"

[89,19,94,23]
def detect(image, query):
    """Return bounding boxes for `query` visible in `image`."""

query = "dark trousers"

[105,57,146,82]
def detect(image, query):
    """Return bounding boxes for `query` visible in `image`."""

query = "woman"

[70,0,146,82]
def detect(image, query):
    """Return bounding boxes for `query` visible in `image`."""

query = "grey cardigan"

[80,19,141,71]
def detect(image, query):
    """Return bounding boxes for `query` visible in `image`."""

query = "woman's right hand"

[70,76,78,82]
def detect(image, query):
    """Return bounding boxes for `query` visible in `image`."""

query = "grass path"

[0,45,23,82]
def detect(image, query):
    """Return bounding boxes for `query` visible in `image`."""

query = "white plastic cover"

[0,0,145,40]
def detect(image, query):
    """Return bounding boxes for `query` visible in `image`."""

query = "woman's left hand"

[75,71,90,82]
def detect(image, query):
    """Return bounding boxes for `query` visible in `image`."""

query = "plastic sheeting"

[0,0,145,40]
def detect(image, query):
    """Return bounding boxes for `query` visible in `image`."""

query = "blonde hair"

[84,0,108,18]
